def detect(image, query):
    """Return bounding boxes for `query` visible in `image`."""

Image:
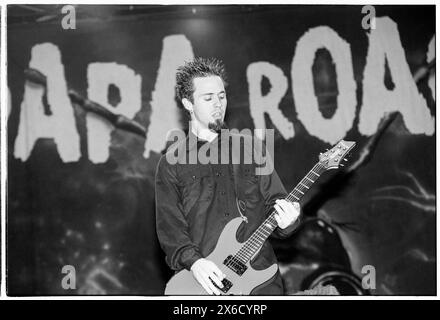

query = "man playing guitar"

[155,57,301,295]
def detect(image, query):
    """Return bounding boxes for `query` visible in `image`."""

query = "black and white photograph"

[4,4,436,297]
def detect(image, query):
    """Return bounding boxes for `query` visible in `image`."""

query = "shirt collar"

[186,129,230,153]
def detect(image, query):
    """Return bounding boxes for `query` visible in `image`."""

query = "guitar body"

[165,218,278,295]
[164,140,356,295]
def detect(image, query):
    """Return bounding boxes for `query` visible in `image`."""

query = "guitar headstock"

[319,140,356,170]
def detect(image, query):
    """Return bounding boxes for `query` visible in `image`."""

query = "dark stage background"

[7,5,436,295]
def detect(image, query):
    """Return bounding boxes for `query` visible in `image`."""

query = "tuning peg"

[344,158,348,161]
[340,164,345,167]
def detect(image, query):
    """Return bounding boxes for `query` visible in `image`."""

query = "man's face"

[183,75,227,130]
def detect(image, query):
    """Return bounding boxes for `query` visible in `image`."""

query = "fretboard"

[233,162,327,264]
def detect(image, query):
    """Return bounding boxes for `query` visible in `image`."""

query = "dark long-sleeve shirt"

[155,130,300,294]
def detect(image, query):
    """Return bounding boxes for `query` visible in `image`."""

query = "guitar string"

[233,163,325,262]
[231,187,310,263]
[236,149,349,262]
[227,163,325,267]
[224,162,326,269]
[230,163,325,265]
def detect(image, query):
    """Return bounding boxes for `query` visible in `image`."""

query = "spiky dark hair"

[175,57,228,105]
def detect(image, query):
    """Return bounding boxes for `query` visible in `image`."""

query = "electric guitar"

[165,140,356,295]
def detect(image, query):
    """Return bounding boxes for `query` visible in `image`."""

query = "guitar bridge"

[211,278,233,294]
[223,255,247,276]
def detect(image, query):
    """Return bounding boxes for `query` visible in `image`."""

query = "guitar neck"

[233,162,327,264]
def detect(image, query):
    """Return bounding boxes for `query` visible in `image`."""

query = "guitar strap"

[230,136,248,224]
[232,164,248,223]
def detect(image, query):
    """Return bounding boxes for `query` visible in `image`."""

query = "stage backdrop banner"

[7,5,435,295]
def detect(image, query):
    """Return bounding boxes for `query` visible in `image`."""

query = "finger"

[209,271,224,288]
[279,200,299,217]
[274,204,287,223]
[274,203,285,215]
[278,199,293,212]
[288,202,300,218]
[277,203,288,216]
[274,212,283,227]
[211,272,225,287]
[196,273,213,295]
[211,264,226,280]
[206,276,221,295]
[278,203,298,225]
[201,272,219,295]
[201,269,221,295]
[275,199,286,208]
[276,199,289,205]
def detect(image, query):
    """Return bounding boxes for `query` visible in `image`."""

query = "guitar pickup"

[211,278,233,293]
[223,255,247,276]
